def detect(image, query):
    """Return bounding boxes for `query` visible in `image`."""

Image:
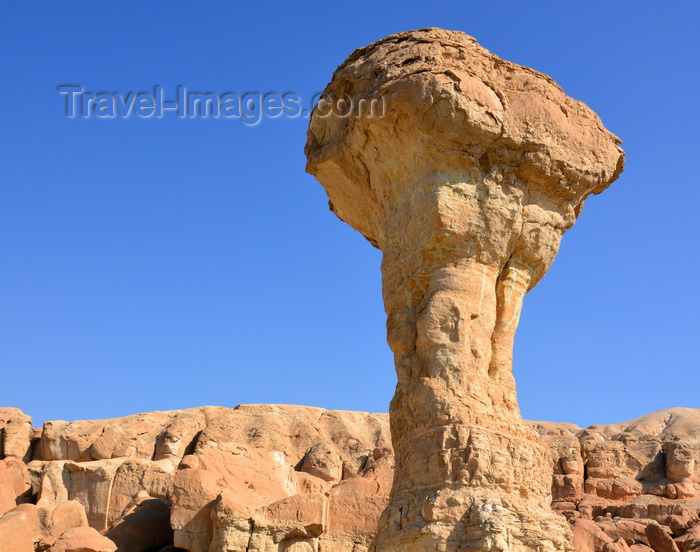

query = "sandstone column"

[305,29,624,551]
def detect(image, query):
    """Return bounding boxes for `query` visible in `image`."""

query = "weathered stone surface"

[537,408,700,515]
[34,407,227,464]
[675,525,700,551]
[571,519,628,552]
[48,527,116,552]
[104,496,173,552]
[26,407,227,540]
[0,407,33,462]
[0,405,699,552]
[306,27,624,551]
[595,517,649,545]
[646,522,681,552]
[170,404,391,552]
[0,498,90,551]
[0,456,32,515]
[5,405,390,552]
[47,500,89,539]
[0,505,40,552]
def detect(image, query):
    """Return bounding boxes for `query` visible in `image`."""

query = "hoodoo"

[306,28,624,551]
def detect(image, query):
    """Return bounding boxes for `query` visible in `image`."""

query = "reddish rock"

[105,496,173,552]
[0,408,33,462]
[646,522,681,552]
[572,519,627,552]
[597,517,649,545]
[49,500,89,538]
[35,408,228,463]
[0,504,41,552]
[0,404,698,552]
[0,457,31,516]
[170,405,390,552]
[299,442,342,482]
[675,526,700,551]
[49,527,117,552]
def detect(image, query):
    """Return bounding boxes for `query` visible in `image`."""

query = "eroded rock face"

[0,405,393,552]
[1,407,33,462]
[305,27,624,551]
[536,408,700,519]
[0,405,699,552]
[170,404,392,552]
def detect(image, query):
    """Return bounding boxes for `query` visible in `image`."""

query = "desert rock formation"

[0,405,394,552]
[305,27,624,551]
[1,406,700,552]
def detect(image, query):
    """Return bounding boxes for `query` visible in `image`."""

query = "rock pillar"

[305,28,624,551]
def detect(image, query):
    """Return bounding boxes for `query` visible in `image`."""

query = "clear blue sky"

[1,2,698,428]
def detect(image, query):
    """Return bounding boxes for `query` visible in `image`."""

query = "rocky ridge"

[1,405,699,552]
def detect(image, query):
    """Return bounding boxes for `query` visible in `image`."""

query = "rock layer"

[305,27,624,551]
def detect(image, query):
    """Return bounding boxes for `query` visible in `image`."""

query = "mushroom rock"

[305,28,624,551]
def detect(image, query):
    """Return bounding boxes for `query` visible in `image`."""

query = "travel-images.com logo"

[57,86,386,126]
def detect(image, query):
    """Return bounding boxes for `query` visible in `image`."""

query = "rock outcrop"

[305,27,624,551]
[169,404,392,552]
[0,405,394,552]
[536,409,700,528]
[0,406,699,551]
